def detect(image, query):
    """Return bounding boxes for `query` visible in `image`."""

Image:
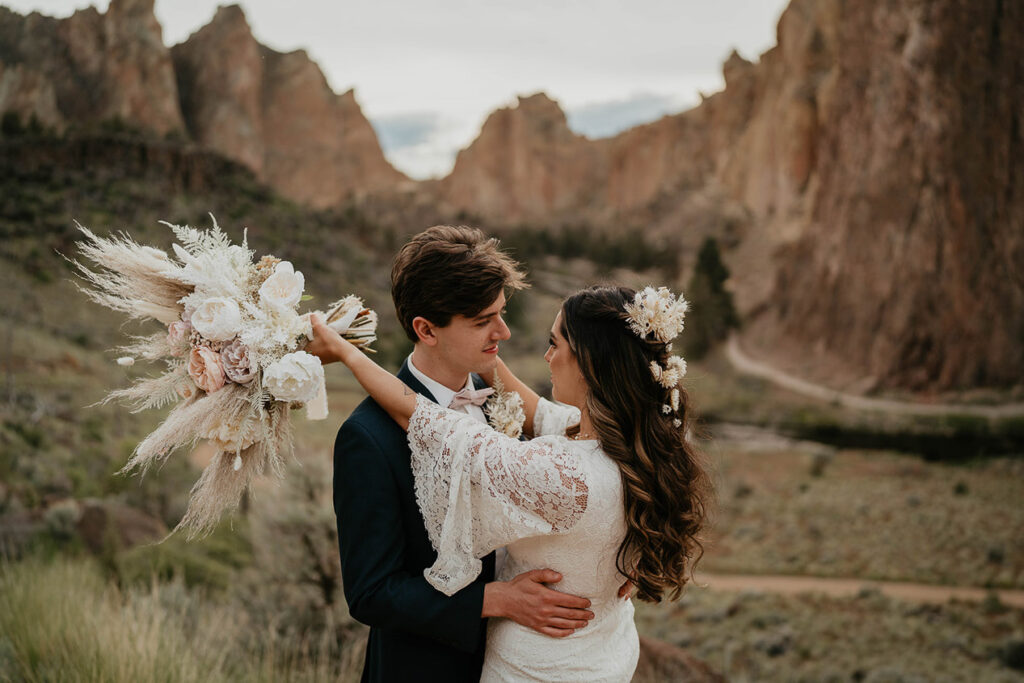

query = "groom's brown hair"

[391,225,528,342]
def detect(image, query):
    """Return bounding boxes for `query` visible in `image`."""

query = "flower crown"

[624,286,689,427]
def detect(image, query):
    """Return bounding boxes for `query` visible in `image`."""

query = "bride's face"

[544,312,585,407]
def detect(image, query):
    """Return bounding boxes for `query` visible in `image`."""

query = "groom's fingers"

[546,617,590,630]
[539,626,576,639]
[551,607,594,622]
[549,592,592,610]
[528,569,563,584]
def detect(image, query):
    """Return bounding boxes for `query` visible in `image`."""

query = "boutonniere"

[483,372,526,438]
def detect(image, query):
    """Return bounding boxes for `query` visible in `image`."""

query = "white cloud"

[567,92,688,140]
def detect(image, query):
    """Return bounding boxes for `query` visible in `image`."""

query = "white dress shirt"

[406,354,508,575]
[406,355,488,423]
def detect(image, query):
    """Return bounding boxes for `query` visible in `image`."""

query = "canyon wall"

[0,1,405,207]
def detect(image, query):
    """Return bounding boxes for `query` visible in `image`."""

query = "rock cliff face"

[764,0,1024,391]
[0,0,183,134]
[2,0,1018,391]
[0,2,404,208]
[171,6,406,208]
[439,0,1023,392]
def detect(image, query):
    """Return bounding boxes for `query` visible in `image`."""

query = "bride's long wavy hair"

[560,286,712,602]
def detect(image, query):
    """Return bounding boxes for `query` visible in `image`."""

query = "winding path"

[698,572,1024,609]
[725,335,1024,420]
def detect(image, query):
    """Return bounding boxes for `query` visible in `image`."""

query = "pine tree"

[683,237,739,359]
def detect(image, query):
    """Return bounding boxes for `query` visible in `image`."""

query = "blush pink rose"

[167,321,191,357]
[188,346,226,394]
[220,339,256,384]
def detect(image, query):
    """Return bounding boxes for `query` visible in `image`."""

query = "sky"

[5,0,789,179]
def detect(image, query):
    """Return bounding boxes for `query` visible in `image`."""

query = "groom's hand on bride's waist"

[481,569,595,638]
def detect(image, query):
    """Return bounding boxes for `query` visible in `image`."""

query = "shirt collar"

[406,354,473,408]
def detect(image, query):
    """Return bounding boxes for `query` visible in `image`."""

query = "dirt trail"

[726,335,1024,420]
[698,572,1024,609]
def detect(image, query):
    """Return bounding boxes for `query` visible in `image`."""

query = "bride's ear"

[411,316,438,346]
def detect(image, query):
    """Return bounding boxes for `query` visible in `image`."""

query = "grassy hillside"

[2,131,1022,681]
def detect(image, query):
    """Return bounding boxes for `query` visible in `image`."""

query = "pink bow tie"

[448,386,494,408]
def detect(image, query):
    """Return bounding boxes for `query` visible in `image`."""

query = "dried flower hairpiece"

[626,286,689,428]
[624,286,689,343]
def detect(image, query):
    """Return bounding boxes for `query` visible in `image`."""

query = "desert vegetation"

[1,125,1022,681]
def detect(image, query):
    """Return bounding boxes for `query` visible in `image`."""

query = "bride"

[310,285,711,682]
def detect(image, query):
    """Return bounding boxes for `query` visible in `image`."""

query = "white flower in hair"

[624,286,688,343]
[651,355,688,389]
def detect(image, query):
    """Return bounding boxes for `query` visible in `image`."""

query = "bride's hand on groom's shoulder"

[482,569,595,638]
[306,313,348,365]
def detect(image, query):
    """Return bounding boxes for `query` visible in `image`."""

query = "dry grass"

[701,435,1024,588]
[635,586,1024,682]
[0,557,365,683]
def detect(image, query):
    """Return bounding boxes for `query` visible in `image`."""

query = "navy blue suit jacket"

[334,359,495,682]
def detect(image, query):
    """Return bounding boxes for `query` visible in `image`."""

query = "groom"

[332,226,595,682]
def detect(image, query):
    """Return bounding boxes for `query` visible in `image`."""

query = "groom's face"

[431,291,511,376]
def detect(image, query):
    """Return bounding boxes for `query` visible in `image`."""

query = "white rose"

[263,351,323,403]
[191,297,242,342]
[201,411,267,453]
[259,261,304,312]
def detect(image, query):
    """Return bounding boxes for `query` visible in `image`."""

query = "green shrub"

[117,521,253,591]
[683,237,739,359]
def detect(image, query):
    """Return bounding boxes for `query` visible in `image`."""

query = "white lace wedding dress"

[408,395,639,682]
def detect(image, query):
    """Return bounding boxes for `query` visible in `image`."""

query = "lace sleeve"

[533,397,582,437]
[407,395,589,596]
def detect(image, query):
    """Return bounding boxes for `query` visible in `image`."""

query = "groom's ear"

[411,316,439,346]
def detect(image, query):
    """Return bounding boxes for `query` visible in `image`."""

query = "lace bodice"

[407,396,639,682]
[408,395,590,596]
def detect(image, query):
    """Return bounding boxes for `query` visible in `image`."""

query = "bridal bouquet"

[74,216,377,537]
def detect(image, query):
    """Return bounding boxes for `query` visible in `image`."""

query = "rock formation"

[1,0,1019,391]
[763,0,1024,391]
[441,94,604,219]
[0,0,183,135]
[0,2,404,208]
[171,5,406,208]
[438,0,1024,392]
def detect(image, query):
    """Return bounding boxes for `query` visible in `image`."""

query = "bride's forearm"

[494,357,540,436]
[334,337,417,430]
[309,313,417,429]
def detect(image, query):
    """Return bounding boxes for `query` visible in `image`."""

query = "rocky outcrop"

[439,0,1023,392]
[0,2,405,208]
[2,0,1019,391]
[0,0,183,135]
[441,94,604,219]
[171,5,407,208]
[762,0,1024,391]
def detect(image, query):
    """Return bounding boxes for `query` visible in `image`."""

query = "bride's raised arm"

[490,357,540,436]
[492,357,582,440]
[308,315,589,595]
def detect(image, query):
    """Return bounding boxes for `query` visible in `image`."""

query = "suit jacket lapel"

[398,358,440,405]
